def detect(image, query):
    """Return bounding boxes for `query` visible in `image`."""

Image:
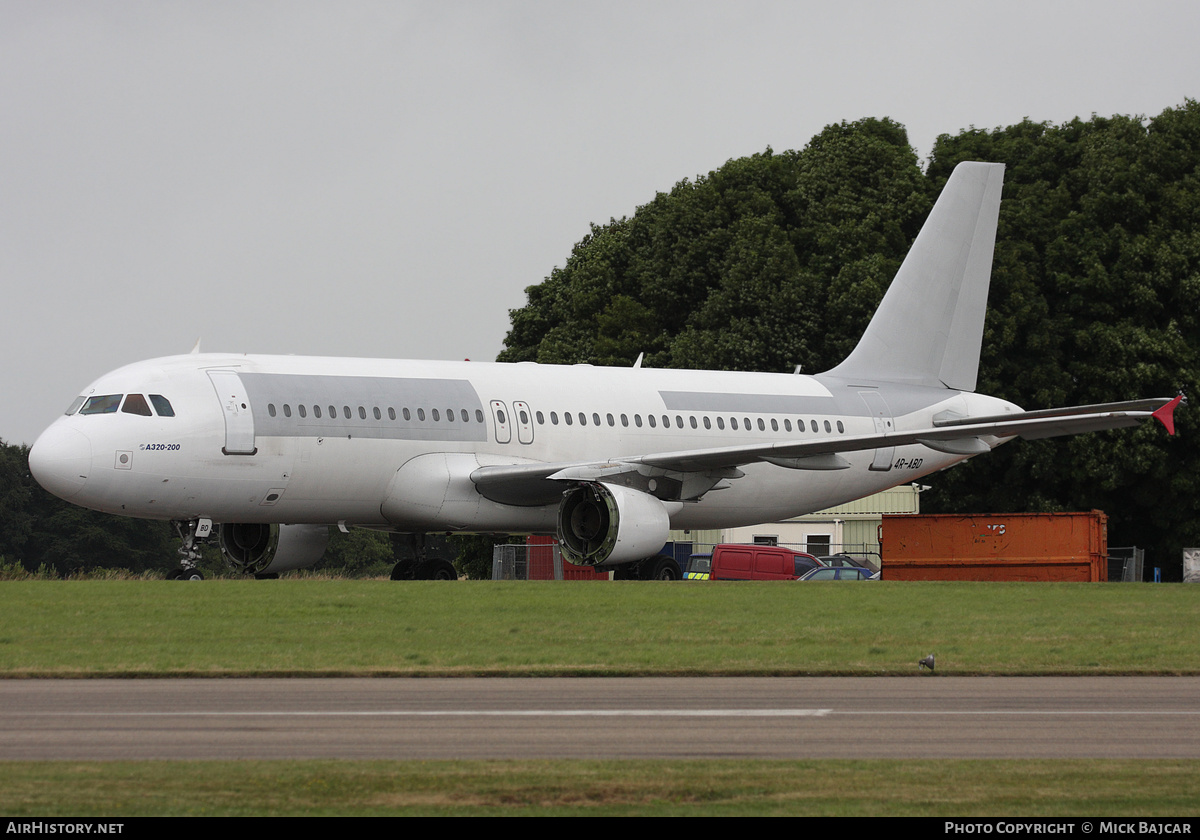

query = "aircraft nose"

[28,422,92,501]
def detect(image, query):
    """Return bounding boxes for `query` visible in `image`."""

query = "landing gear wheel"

[166,568,183,581]
[254,572,279,580]
[612,565,638,581]
[390,559,416,581]
[180,568,204,581]
[428,559,458,581]
[642,556,682,581]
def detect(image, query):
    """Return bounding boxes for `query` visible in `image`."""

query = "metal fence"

[1107,546,1145,582]
[492,543,610,580]
[492,540,883,580]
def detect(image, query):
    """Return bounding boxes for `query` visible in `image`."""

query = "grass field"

[1,579,1197,676]
[2,578,1198,816]
[3,759,1200,816]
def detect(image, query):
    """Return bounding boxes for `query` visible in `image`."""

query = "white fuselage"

[29,353,1017,534]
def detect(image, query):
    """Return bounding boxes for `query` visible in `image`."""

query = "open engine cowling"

[218,523,331,575]
[557,482,669,567]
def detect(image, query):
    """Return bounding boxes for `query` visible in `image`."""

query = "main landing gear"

[389,533,459,581]
[612,555,682,581]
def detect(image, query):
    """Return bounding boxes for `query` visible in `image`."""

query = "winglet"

[1152,394,1185,436]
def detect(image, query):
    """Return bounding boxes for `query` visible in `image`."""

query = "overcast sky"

[4,0,1198,445]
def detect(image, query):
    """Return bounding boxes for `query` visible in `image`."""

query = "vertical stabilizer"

[825,161,1004,392]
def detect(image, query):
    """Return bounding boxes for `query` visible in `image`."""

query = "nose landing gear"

[169,518,213,580]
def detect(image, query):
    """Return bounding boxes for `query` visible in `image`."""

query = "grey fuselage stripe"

[658,390,838,415]
[240,373,488,442]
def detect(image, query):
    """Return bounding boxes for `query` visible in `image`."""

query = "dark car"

[798,566,875,581]
[816,554,878,573]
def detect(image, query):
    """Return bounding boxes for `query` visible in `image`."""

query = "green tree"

[500,107,1200,574]
[922,105,1200,572]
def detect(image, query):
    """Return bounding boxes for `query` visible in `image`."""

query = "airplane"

[27,161,1183,581]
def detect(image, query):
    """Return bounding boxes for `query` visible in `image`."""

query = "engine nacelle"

[557,482,669,567]
[218,523,331,575]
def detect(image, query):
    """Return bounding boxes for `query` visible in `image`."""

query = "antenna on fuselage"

[633,353,644,369]
[189,337,201,354]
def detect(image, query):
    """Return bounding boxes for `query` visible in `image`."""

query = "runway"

[3,677,1198,760]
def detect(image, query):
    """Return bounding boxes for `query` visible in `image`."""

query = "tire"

[180,568,204,581]
[390,559,416,581]
[643,556,681,581]
[428,560,458,581]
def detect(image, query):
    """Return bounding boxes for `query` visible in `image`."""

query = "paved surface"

[3,677,1198,760]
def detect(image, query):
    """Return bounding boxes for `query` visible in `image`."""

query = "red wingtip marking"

[1152,395,1183,436]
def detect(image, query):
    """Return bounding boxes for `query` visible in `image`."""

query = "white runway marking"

[19,709,834,717]
[17,708,1200,717]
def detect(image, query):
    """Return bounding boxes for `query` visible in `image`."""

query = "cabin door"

[208,370,257,455]
[858,391,894,472]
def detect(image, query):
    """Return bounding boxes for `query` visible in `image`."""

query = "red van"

[707,544,822,581]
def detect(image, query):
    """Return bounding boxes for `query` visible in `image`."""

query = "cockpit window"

[149,395,175,417]
[121,394,153,416]
[80,394,122,415]
[65,396,86,416]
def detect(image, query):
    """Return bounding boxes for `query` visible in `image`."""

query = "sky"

[4,0,1198,446]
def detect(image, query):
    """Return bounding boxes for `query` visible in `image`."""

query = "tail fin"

[826,161,1004,392]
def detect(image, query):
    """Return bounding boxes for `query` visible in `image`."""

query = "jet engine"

[217,523,331,575]
[557,482,669,567]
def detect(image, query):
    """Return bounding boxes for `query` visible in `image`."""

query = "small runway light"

[918,654,935,671]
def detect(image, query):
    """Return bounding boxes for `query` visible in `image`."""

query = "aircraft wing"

[469,396,1181,504]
